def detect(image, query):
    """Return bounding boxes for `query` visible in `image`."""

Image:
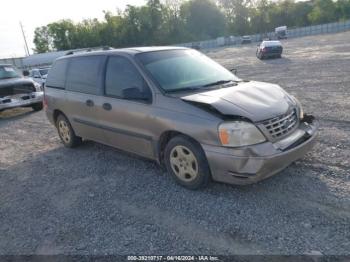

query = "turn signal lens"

[219,129,230,145]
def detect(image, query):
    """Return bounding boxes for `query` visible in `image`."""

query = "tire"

[56,114,82,148]
[164,135,211,189]
[32,102,43,111]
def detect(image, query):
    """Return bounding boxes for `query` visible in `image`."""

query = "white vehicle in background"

[275,26,288,39]
[241,36,252,44]
[29,68,50,88]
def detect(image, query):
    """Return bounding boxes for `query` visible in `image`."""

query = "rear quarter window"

[66,56,104,95]
[46,60,68,89]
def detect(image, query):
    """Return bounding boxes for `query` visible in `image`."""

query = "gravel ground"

[0,31,349,256]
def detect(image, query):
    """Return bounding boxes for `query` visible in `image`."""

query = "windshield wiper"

[165,86,203,93]
[165,80,240,93]
[203,80,238,87]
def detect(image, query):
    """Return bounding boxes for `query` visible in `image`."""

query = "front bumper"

[203,115,319,185]
[0,92,43,111]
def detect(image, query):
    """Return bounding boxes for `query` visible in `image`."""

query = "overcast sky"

[0,0,146,58]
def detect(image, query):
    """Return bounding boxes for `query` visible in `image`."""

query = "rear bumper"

[0,92,43,111]
[203,116,319,185]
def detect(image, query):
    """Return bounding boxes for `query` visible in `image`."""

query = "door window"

[66,56,103,95]
[105,56,151,102]
[46,59,68,89]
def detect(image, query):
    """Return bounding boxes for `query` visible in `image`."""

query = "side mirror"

[230,68,238,75]
[122,87,151,101]
[22,70,29,77]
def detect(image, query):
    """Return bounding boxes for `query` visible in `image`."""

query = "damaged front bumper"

[0,91,43,111]
[203,115,319,185]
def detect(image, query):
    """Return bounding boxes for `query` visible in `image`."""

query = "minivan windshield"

[0,65,20,80]
[137,49,240,93]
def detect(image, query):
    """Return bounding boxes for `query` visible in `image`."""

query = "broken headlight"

[218,121,266,147]
[290,95,304,120]
[34,82,42,92]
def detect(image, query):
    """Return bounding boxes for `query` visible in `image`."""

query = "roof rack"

[65,46,114,56]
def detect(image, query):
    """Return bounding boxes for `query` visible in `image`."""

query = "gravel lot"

[0,31,349,256]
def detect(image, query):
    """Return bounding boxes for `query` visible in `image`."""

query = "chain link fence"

[178,20,350,49]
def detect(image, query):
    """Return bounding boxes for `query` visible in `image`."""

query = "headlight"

[291,95,304,120]
[34,82,42,91]
[218,121,266,147]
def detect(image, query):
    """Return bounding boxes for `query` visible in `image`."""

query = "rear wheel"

[164,136,211,189]
[32,102,43,111]
[56,114,82,148]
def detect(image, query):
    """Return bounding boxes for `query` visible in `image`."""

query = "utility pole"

[20,22,30,56]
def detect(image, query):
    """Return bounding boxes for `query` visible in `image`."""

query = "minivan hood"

[181,81,295,122]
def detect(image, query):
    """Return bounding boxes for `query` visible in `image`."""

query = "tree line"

[33,0,350,53]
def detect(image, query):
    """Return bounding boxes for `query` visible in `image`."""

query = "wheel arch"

[157,130,204,165]
[53,109,68,124]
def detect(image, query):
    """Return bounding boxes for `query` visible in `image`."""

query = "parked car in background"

[45,47,318,189]
[30,67,50,88]
[0,64,43,112]
[241,36,252,44]
[256,40,283,59]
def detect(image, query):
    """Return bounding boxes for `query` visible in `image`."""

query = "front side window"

[66,56,103,95]
[136,49,240,93]
[105,56,150,101]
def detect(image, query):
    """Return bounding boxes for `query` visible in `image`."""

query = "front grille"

[0,84,35,98]
[262,109,298,139]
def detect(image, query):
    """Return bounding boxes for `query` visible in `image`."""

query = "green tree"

[249,0,270,34]
[33,26,52,53]
[181,0,226,40]
[336,0,350,20]
[308,0,337,24]
[47,20,76,50]
[33,0,348,53]
[161,0,188,43]
[292,1,313,27]
[100,11,124,47]
[218,0,252,35]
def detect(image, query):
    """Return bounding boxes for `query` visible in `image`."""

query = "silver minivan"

[45,47,318,189]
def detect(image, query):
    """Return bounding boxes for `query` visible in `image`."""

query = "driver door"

[98,55,156,159]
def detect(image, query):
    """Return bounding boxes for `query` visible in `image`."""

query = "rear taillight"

[261,47,266,53]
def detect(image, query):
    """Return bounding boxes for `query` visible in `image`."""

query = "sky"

[0,0,146,58]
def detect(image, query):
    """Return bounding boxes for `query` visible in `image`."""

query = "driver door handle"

[103,103,112,111]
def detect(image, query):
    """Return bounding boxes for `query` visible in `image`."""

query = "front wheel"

[164,136,211,189]
[56,114,82,148]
